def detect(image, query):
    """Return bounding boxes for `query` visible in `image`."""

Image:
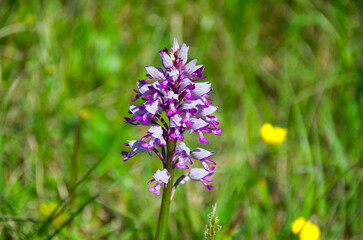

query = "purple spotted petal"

[151,81,164,93]
[144,100,161,115]
[161,52,173,69]
[183,59,197,75]
[192,64,204,73]
[189,118,209,131]
[122,140,152,161]
[189,168,212,180]
[171,38,179,54]
[148,125,164,138]
[188,168,214,190]
[128,140,151,153]
[137,81,152,95]
[165,91,179,102]
[179,78,194,93]
[191,147,214,160]
[170,114,182,128]
[178,43,189,64]
[153,169,170,183]
[180,99,203,112]
[191,82,211,97]
[129,105,144,115]
[145,66,165,79]
[175,142,190,155]
[168,69,179,82]
[197,105,218,116]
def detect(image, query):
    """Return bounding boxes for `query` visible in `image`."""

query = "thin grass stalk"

[70,119,82,190]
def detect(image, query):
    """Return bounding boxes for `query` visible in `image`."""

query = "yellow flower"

[39,202,70,226]
[291,217,307,234]
[79,109,91,120]
[299,221,321,240]
[291,217,321,240]
[260,123,287,145]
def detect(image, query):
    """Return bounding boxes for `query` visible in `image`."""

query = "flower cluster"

[122,38,221,196]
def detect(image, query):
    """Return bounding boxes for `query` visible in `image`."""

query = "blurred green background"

[0,0,362,239]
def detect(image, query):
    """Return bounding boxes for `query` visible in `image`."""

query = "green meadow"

[1,0,362,239]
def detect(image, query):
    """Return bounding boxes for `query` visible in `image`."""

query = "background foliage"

[0,0,362,239]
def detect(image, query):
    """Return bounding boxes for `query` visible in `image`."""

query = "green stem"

[0,130,4,197]
[154,138,175,240]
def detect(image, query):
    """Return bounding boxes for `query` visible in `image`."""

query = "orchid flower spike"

[122,38,221,197]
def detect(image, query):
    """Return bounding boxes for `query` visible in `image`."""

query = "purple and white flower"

[123,38,221,197]
[191,148,216,172]
[172,142,192,170]
[122,140,152,161]
[171,168,214,199]
[148,169,171,196]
